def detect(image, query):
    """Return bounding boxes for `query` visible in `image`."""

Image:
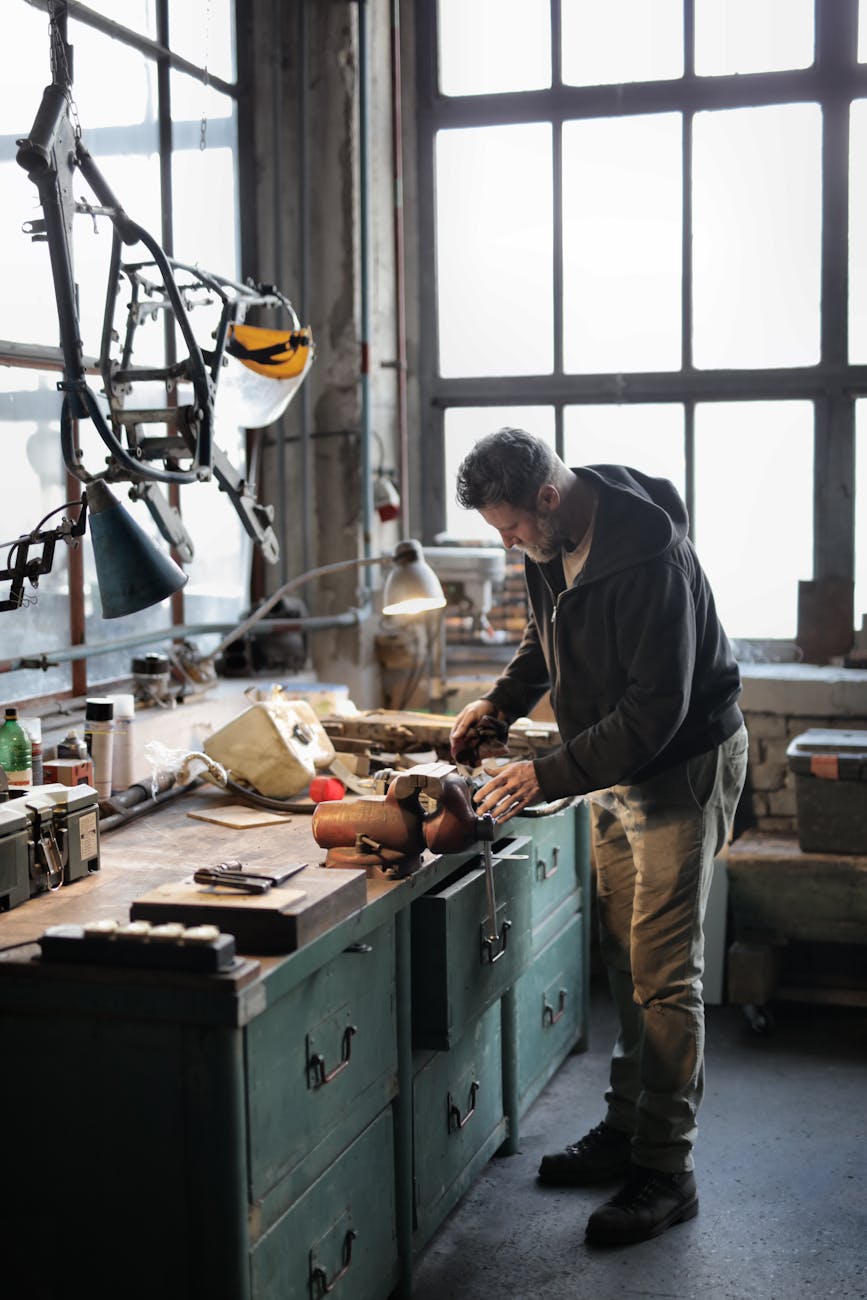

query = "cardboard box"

[44,757,94,788]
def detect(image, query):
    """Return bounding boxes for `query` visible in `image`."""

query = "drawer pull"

[543,989,567,1026]
[448,1080,480,1133]
[482,919,511,965]
[311,1228,357,1296]
[310,1025,357,1087]
[536,845,560,881]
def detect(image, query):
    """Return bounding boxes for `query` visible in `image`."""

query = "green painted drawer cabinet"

[410,849,533,1050]
[508,801,591,1124]
[246,919,397,1220]
[514,907,586,1114]
[250,1108,399,1300]
[412,999,507,1249]
[0,802,590,1300]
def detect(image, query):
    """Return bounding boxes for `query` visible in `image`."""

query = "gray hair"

[455,427,563,511]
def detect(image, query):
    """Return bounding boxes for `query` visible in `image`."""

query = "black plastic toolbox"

[786,729,867,854]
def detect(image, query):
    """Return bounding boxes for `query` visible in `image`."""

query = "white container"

[107,694,135,793]
[204,699,335,798]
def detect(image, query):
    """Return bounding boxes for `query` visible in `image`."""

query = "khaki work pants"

[591,724,749,1173]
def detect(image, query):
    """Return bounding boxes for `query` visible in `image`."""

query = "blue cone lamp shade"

[86,479,188,619]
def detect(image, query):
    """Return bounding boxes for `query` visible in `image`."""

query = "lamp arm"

[212,554,384,660]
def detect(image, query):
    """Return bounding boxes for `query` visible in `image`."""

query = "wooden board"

[186,804,295,829]
[131,865,367,955]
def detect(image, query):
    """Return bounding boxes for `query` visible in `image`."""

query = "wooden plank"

[131,866,367,955]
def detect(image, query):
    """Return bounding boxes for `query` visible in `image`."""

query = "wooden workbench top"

[0,785,397,956]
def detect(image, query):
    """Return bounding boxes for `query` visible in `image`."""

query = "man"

[449,427,748,1247]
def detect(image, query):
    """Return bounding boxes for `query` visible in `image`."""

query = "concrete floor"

[412,979,867,1300]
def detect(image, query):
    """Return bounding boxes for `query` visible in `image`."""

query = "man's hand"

[473,759,541,823]
[449,698,497,762]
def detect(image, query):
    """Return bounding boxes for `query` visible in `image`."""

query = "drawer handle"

[536,845,560,881]
[310,1025,357,1087]
[543,989,567,1026]
[448,1080,480,1133]
[311,1228,357,1296]
[482,919,511,964]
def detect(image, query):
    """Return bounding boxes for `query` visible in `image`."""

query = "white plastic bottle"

[108,693,135,793]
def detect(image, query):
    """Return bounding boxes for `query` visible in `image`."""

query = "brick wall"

[740,666,867,836]
[744,707,867,834]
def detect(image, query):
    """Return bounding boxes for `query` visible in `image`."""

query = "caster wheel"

[743,1002,774,1036]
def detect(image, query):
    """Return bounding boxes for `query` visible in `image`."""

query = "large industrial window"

[0,0,242,703]
[417,0,867,652]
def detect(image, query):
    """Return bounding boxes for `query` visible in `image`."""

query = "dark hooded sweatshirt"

[483,465,744,801]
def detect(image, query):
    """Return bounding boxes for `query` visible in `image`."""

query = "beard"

[517,508,570,564]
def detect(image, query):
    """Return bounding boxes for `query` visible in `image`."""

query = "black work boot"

[585,1166,699,1246]
[537,1122,632,1187]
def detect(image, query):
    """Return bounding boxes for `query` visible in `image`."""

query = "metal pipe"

[357,0,374,571]
[0,610,367,676]
[390,0,410,536]
[298,0,313,573]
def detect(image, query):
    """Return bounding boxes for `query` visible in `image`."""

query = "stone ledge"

[740,663,867,716]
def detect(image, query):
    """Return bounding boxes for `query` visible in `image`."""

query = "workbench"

[0,786,589,1300]
[725,831,867,1024]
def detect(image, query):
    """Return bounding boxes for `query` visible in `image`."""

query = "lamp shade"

[382,539,447,616]
[86,479,188,619]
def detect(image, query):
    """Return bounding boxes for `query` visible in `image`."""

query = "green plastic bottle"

[0,706,33,791]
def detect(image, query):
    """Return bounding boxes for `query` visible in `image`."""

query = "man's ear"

[537,483,560,512]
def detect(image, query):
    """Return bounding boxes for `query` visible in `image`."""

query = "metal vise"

[311,762,495,877]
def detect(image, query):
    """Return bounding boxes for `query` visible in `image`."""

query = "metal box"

[786,729,867,854]
[0,802,30,911]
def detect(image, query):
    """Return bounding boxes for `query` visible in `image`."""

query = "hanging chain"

[48,0,82,141]
[200,0,212,151]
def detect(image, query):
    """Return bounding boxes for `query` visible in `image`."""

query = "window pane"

[64,22,163,352]
[562,0,682,87]
[856,402,867,636]
[179,426,249,654]
[169,0,236,83]
[438,0,550,96]
[849,102,867,362]
[83,1,158,37]
[694,402,813,639]
[563,405,685,497]
[693,104,821,369]
[0,4,62,347]
[436,125,553,377]
[695,0,814,76]
[171,74,239,274]
[861,0,867,62]
[443,407,555,539]
[0,367,73,697]
[563,114,682,373]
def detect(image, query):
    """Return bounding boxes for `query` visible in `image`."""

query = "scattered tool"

[192,860,308,894]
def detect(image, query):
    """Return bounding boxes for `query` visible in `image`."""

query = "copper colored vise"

[311,763,494,877]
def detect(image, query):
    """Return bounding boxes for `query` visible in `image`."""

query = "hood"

[558,463,690,584]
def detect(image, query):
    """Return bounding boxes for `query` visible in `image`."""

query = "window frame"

[415,0,865,641]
